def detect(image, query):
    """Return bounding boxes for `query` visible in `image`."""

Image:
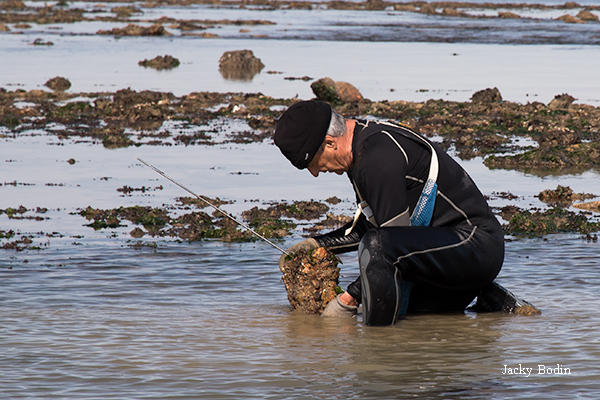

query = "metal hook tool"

[137,157,289,255]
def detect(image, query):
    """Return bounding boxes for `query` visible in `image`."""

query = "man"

[274,100,510,326]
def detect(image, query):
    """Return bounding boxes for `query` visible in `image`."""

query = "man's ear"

[324,135,337,149]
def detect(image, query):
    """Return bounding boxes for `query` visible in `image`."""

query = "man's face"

[306,138,347,177]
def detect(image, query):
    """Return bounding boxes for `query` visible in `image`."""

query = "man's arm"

[313,213,371,254]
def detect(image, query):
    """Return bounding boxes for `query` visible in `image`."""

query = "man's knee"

[358,228,387,265]
[358,229,406,326]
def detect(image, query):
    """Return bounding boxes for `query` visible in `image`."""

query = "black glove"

[278,238,319,272]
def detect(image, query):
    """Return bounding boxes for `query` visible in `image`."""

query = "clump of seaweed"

[138,55,180,70]
[501,206,600,236]
[280,247,341,314]
[536,185,596,207]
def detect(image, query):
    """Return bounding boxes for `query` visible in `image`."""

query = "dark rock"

[499,11,521,19]
[538,129,581,147]
[577,10,599,21]
[138,55,180,70]
[442,8,467,17]
[419,3,437,14]
[365,0,386,11]
[311,77,363,104]
[44,76,71,91]
[218,50,264,81]
[0,1,25,9]
[281,247,341,314]
[557,14,585,23]
[548,93,575,110]
[471,87,502,103]
[31,38,53,46]
[97,24,168,36]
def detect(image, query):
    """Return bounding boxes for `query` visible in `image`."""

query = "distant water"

[1,1,600,399]
[1,1,600,104]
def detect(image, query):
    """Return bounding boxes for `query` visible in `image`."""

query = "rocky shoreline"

[1,80,599,251]
[2,1,599,26]
[1,0,598,41]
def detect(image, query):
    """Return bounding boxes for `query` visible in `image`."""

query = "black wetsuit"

[313,120,505,325]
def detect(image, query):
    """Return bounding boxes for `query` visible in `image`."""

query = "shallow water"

[2,128,600,399]
[2,235,600,399]
[2,1,600,398]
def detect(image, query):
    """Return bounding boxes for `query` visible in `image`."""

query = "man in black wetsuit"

[274,100,514,326]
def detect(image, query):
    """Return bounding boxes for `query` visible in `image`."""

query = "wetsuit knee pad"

[359,230,403,326]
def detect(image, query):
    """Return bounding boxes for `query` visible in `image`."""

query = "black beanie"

[274,100,332,170]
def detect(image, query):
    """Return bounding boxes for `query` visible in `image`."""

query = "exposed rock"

[0,0,25,9]
[538,129,581,147]
[138,55,180,70]
[218,50,265,81]
[471,87,502,103]
[97,24,168,36]
[311,77,363,104]
[537,185,596,206]
[557,14,585,23]
[501,205,600,236]
[419,3,438,14]
[484,142,600,170]
[577,10,599,21]
[365,0,386,11]
[111,6,142,18]
[130,227,146,238]
[442,8,467,17]
[0,24,10,32]
[573,201,600,212]
[499,11,521,19]
[31,38,53,46]
[394,4,416,11]
[44,76,71,91]
[281,247,341,314]
[548,93,575,110]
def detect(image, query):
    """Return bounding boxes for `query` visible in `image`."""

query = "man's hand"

[322,293,358,318]
[278,238,319,272]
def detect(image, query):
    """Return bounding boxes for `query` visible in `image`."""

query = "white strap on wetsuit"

[345,123,439,236]
[345,200,374,236]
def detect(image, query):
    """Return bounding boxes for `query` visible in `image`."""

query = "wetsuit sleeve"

[312,213,371,254]
[354,133,411,227]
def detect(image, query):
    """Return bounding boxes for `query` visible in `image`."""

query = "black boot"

[467,281,541,315]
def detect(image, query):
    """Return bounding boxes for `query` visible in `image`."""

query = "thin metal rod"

[137,157,289,255]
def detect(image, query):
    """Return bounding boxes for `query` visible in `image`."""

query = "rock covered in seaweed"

[281,247,341,314]
[138,55,180,70]
[44,76,71,91]
[218,50,264,81]
[471,87,502,103]
[311,77,363,104]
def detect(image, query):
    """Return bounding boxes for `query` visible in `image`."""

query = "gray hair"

[326,109,347,138]
[311,109,347,160]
